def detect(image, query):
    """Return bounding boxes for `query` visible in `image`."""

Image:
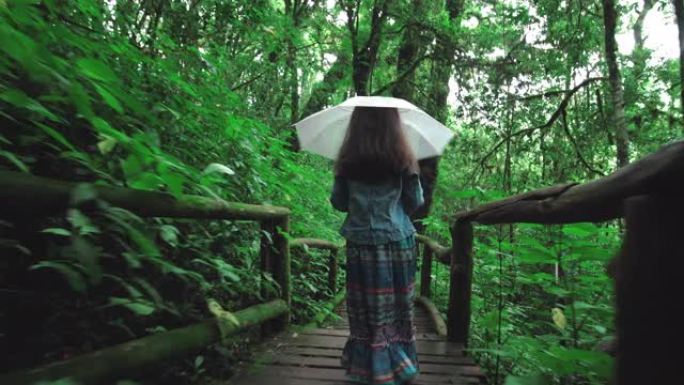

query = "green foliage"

[0,0,343,381]
[1,0,681,383]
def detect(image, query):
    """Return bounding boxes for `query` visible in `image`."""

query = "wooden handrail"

[0,171,291,220]
[442,139,684,348]
[290,238,341,250]
[414,296,447,336]
[455,139,684,225]
[0,171,347,383]
[415,234,450,264]
[0,300,288,385]
[415,234,449,300]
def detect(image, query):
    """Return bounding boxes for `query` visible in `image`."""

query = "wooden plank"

[255,354,481,376]
[232,366,480,384]
[275,335,465,355]
[264,345,476,360]
[299,328,445,341]
[230,374,480,385]
[229,302,486,385]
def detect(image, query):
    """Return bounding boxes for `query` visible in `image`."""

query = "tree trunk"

[300,53,351,118]
[346,0,393,95]
[674,0,684,126]
[413,0,463,230]
[602,0,630,168]
[391,0,427,100]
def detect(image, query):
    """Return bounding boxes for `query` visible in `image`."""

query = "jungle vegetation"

[1,0,683,384]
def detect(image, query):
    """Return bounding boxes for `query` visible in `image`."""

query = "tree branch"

[372,53,431,95]
[478,77,607,167]
[561,109,605,176]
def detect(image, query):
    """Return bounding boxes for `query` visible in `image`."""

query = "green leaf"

[90,117,130,143]
[97,135,118,154]
[0,150,29,172]
[203,163,235,176]
[67,209,100,235]
[93,83,124,113]
[562,223,599,237]
[160,225,179,247]
[109,297,156,316]
[130,172,164,191]
[448,189,483,198]
[41,228,72,237]
[504,374,551,385]
[70,236,102,285]
[34,122,76,151]
[77,58,117,82]
[552,307,567,329]
[70,184,97,205]
[35,379,80,385]
[0,25,38,67]
[0,89,59,121]
[116,381,140,385]
[106,210,161,258]
[30,261,87,293]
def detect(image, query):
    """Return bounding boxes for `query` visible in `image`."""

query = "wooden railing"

[445,140,684,383]
[0,171,342,385]
[412,139,684,355]
[10,138,679,384]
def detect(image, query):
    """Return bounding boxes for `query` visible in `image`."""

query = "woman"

[330,106,424,385]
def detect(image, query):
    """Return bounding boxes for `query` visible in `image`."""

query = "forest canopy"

[1,0,682,384]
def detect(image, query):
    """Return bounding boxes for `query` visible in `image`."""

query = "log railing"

[414,234,450,337]
[0,171,342,385]
[443,140,684,383]
[412,140,684,354]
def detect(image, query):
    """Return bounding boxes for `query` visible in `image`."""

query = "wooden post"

[260,221,274,301]
[259,216,290,332]
[328,248,338,294]
[420,243,433,298]
[615,195,683,385]
[448,219,474,345]
[273,216,291,329]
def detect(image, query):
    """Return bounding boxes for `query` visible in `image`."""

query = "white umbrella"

[294,96,454,160]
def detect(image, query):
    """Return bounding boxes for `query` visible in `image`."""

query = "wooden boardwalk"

[229,303,486,385]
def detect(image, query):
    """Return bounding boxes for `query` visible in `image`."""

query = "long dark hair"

[335,107,418,182]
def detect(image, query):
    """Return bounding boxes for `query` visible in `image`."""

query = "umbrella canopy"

[294,96,454,160]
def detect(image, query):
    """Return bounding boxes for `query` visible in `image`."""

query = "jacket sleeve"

[401,172,425,215]
[330,176,349,212]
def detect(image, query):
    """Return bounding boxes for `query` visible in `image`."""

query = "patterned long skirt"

[341,236,419,385]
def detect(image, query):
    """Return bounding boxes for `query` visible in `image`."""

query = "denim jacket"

[330,172,424,245]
